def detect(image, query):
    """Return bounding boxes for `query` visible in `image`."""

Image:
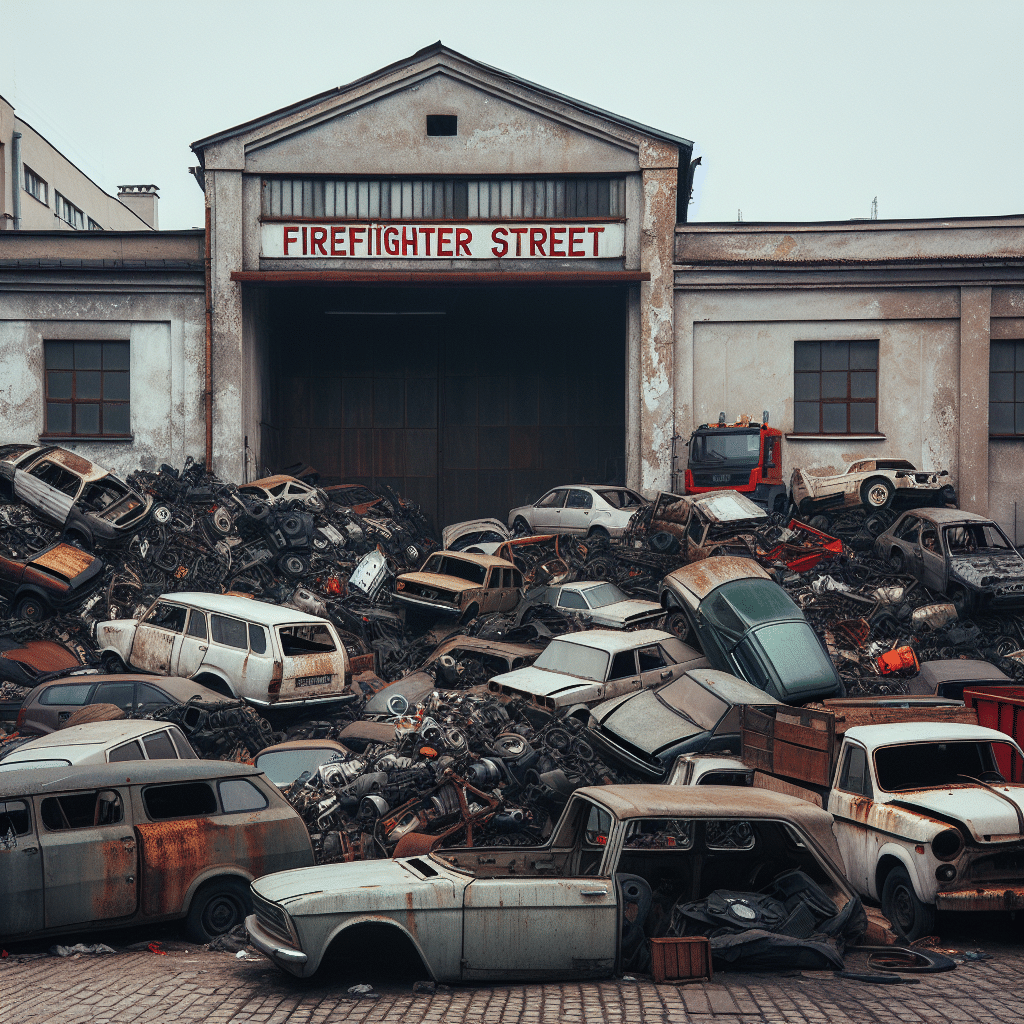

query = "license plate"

[295,674,333,689]
[713,475,730,483]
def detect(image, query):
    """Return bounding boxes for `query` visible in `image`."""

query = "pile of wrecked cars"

[3,442,1024,985]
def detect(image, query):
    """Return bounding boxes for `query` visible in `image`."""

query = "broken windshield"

[874,741,1008,791]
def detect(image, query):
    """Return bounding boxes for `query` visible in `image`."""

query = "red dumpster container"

[963,685,1024,782]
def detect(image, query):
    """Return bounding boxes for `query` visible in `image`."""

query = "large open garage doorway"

[260,285,627,529]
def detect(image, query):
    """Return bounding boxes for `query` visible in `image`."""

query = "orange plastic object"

[876,646,920,675]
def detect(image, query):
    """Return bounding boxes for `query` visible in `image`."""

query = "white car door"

[560,489,594,534]
[827,743,875,895]
[129,601,188,674]
[175,609,210,678]
[531,489,569,532]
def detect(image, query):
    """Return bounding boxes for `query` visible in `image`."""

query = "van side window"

[248,623,268,654]
[186,610,208,640]
[144,782,217,819]
[0,799,31,842]
[278,624,336,654]
[220,779,269,813]
[41,790,122,830]
[211,614,248,649]
[145,602,188,633]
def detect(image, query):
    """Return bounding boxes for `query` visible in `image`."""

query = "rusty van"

[0,760,313,943]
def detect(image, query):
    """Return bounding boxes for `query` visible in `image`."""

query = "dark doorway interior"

[262,285,626,528]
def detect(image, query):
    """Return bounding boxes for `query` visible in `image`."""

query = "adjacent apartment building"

[1,95,158,231]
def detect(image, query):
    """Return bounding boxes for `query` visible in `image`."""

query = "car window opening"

[277,624,337,655]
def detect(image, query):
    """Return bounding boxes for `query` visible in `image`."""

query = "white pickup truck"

[671,714,1024,939]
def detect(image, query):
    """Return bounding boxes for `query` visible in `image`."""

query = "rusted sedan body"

[0,761,313,943]
[0,541,104,620]
[246,785,858,983]
[394,552,523,621]
[0,444,152,546]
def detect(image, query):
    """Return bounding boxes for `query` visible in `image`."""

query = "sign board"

[261,221,624,260]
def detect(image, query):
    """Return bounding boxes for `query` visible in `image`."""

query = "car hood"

[399,572,477,594]
[595,688,702,754]
[583,599,662,626]
[442,519,510,548]
[252,858,461,914]
[950,553,1024,588]
[491,665,595,698]
[891,786,1024,842]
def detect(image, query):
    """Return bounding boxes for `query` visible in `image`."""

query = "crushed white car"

[791,459,955,513]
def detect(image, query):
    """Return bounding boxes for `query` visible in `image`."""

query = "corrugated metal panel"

[262,178,626,220]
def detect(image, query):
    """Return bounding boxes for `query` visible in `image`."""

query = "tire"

[512,516,532,538]
[587,526,610,541]
[14,593,47,622]
[664,610,693,643]
[151,504,172,525]
[589,557,616,581]
[460,603,480,626]
[889,548,906,572]
[279,553,310,578]
[861,478,895,510]
[881,865,935,941]
[185,877,252,943]
[951,587,976,619]
[808,515,832,533]
[101,651,126,674]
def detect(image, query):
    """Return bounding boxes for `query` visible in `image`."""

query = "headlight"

[932,828,964,861]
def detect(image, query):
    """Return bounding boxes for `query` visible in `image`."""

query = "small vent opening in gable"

[426,115,458,137]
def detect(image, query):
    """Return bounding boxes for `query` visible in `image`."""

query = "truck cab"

[684,414,785,513]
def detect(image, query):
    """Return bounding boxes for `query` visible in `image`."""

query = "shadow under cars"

[15,674,234,735]
[660,556,844,704]
[586,668,783,780]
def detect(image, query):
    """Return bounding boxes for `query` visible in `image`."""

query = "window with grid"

[24,166,48,205]
[54,192,85,229]
[990,340,1024,435]
[44,341,130,437]
[793,341,879,434]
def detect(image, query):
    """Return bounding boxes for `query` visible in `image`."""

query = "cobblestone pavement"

[3,930,1024,1024]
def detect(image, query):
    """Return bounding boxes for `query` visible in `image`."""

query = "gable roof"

[191,41,692,160]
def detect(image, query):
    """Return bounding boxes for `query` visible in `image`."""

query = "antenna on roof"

[871,197,878,220]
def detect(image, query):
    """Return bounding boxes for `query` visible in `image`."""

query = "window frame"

[54,191,86,230]
[792,340,880,436]
[23,166,49,206]
[43,339,131,439]
[989,339,1024,437]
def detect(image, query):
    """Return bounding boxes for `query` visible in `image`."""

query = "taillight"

[684,469,694,491]
[16,707,26,730]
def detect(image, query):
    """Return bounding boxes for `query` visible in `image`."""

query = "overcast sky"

[3,0,1022,231]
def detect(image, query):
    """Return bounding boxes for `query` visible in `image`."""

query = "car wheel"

[664,611,693,643]
[881,866,935,941]
[889,548,906,572]
[808,515,832,533]
[101,651,127,674]
[512,516,531,537]
[279,553,310,578]
[951,587,976,619]
[460,603,480,626]
[151,504,172,525]
[14,594,47,622]
[185,877,251,942]
[863,511,893,538]
[860,478,895,510]
[587,526,610,540]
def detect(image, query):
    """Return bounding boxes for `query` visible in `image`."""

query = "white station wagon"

[94,593,352,708]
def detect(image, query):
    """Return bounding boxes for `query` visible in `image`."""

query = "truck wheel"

[881,866,935,941]
[185,877,251,942]
[860,478,895,510]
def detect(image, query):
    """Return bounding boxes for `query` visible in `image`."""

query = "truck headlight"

[932,828,964,861]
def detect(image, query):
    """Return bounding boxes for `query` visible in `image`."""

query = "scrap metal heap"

[2,456,1023,863]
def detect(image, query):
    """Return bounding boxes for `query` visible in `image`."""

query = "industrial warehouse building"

[1,43,1023,537]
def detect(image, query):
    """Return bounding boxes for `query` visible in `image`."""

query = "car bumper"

[934,886,1024,912]
[245,914,309,975]
[393,594,462,617]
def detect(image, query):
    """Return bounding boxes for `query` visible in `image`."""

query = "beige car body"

[395,552,523,620]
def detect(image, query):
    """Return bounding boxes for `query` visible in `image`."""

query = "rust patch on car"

[32,543,98,578]
[46,449,94,476]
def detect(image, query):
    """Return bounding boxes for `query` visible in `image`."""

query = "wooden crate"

[649,936,713,983]
[741,705,836,787]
